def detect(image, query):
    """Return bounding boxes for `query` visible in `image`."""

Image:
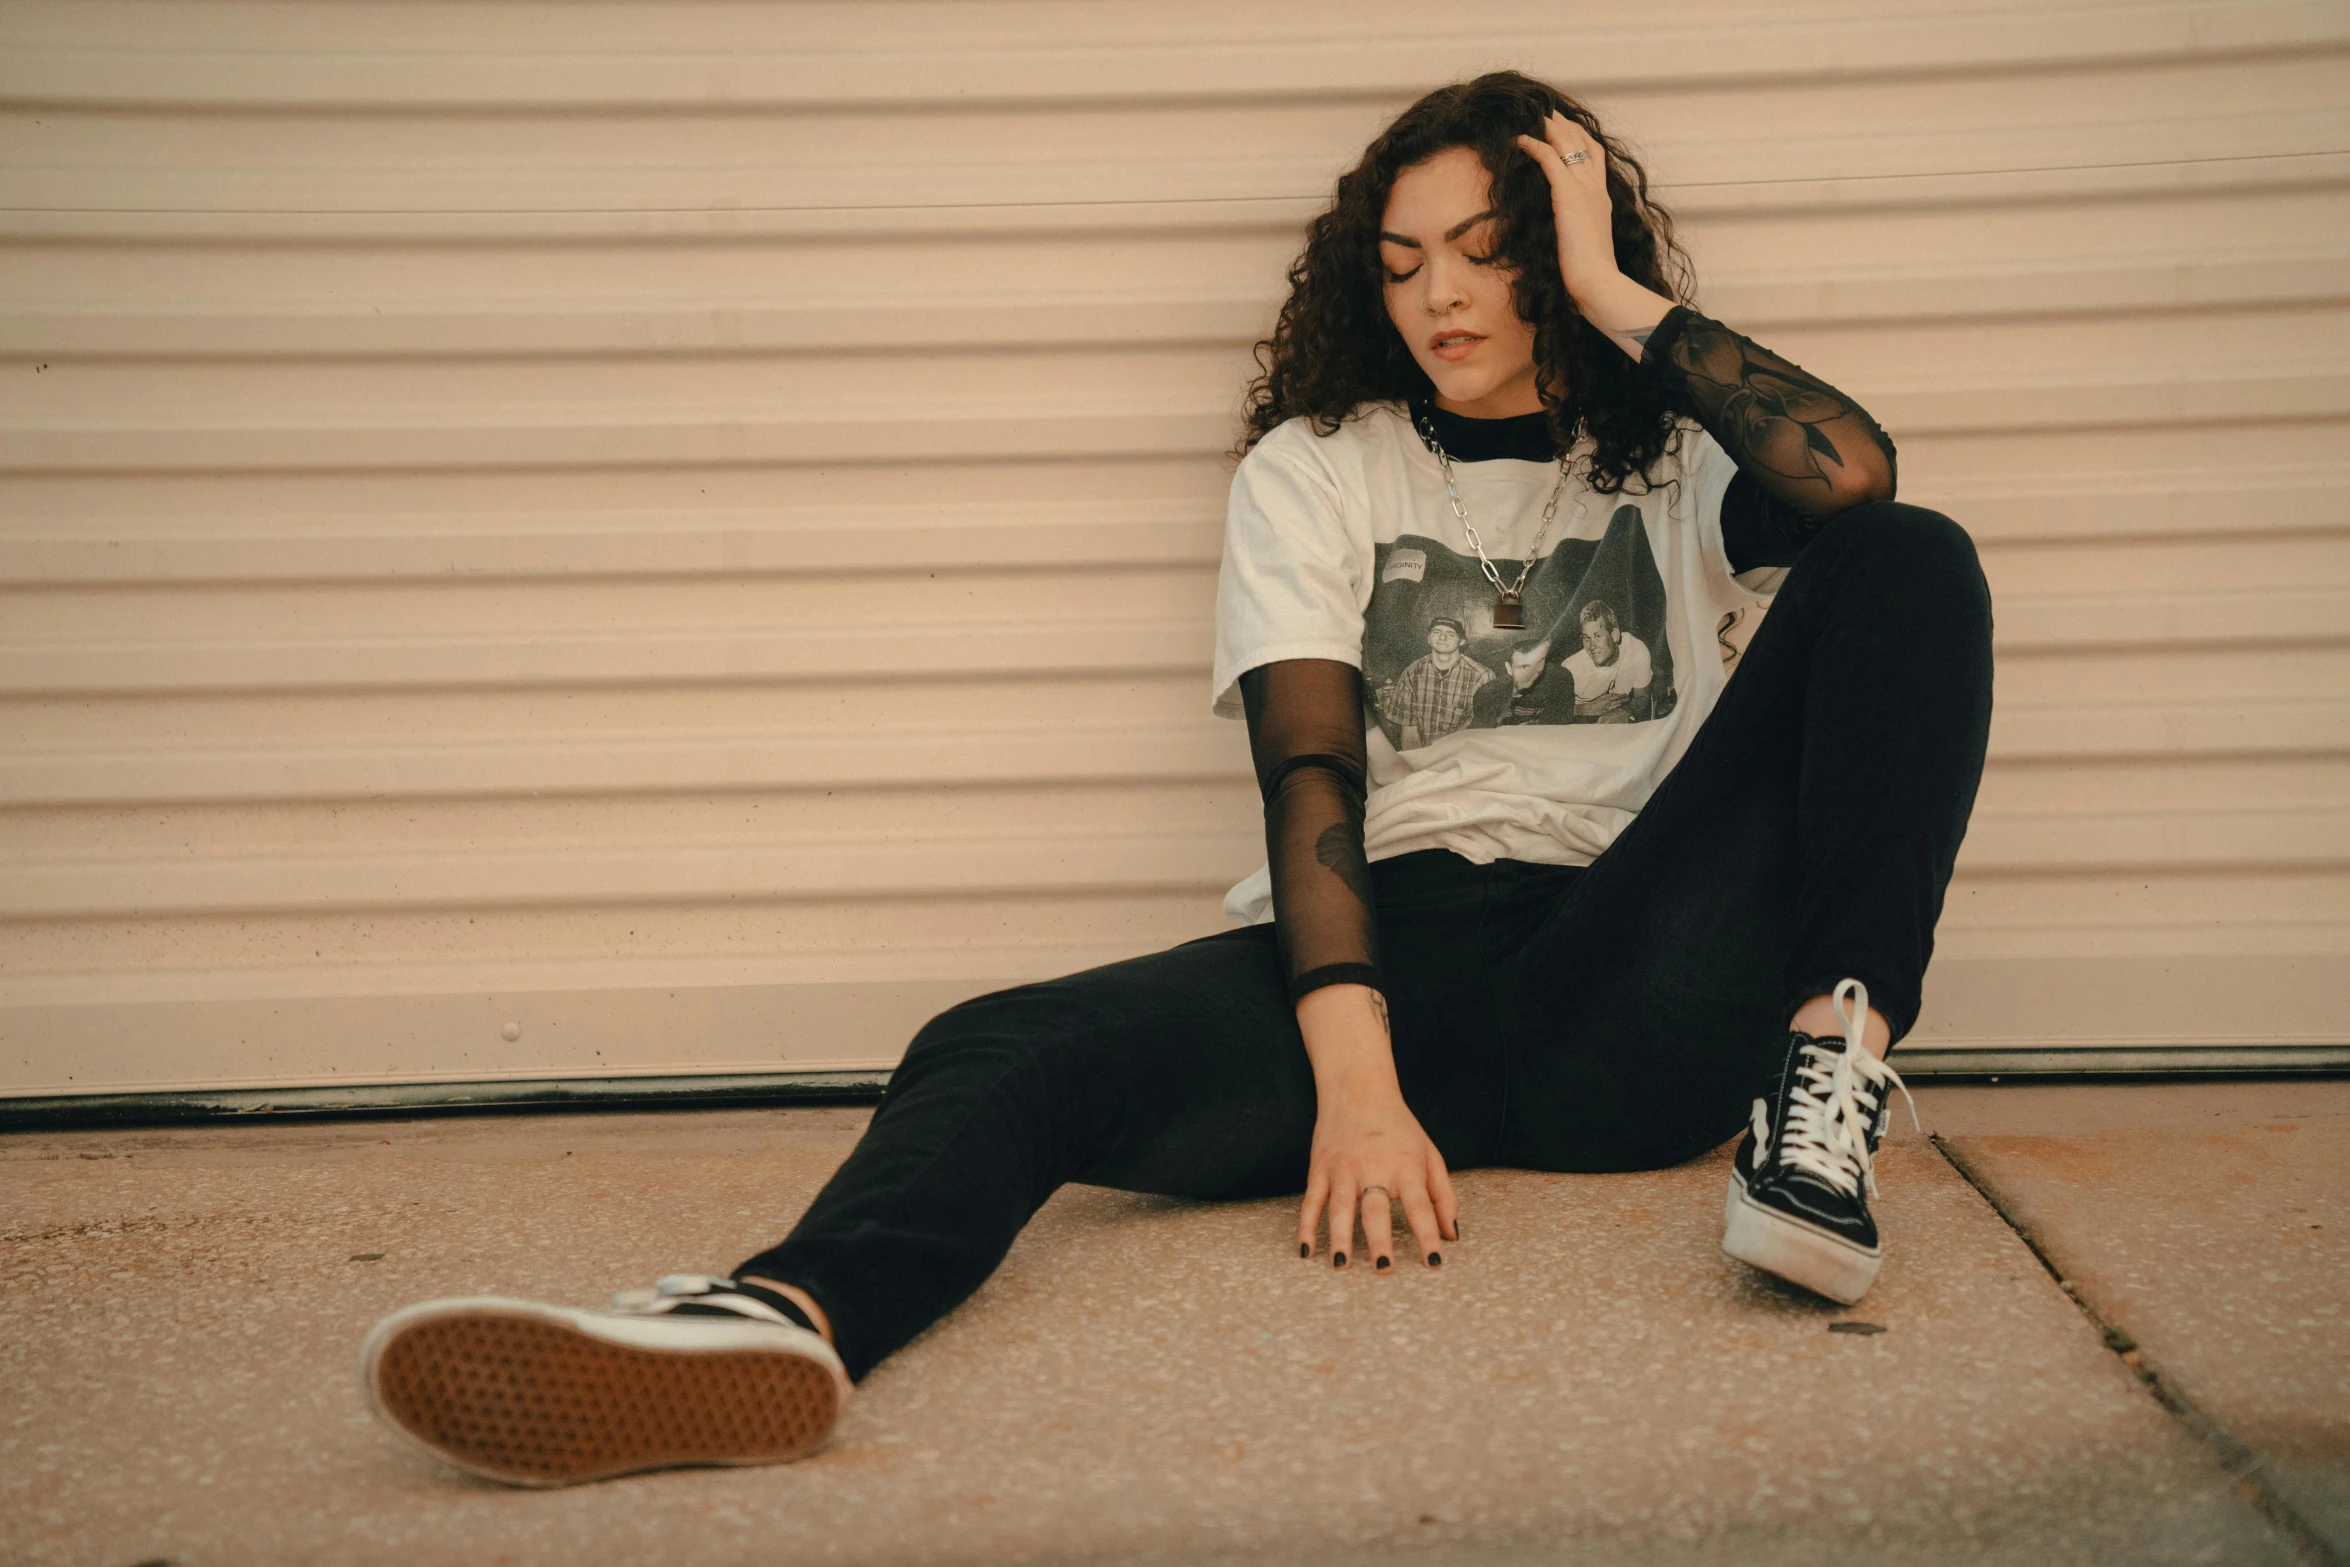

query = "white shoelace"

[1750,979,1920,1199]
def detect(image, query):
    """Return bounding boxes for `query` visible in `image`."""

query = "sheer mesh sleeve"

[1641,306,1897,521]
[1239,658,1382,1004]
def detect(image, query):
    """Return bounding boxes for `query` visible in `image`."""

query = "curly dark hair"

[1236,72,1696,494]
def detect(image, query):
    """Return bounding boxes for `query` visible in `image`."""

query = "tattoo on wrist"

[1369,991,1390,1037]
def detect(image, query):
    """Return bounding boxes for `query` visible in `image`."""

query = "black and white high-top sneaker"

[1723,979,1918,1304]
[359,1273,849,1487]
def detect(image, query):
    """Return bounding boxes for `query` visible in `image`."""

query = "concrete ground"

[3,1081,2343,1567]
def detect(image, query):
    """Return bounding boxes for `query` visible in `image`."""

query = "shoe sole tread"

[369,1307,841,1486]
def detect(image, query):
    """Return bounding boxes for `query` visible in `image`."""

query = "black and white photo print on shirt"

[1364,503,1677,752]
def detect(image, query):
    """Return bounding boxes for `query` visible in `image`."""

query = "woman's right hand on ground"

[1293,984,1459,1269]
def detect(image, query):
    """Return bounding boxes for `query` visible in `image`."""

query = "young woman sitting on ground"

[360,70,1993,1488]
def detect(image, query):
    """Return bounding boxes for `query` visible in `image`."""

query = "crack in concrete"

[1927,1131,2342,1567]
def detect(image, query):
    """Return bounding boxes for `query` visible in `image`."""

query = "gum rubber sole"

[1722,1176,1881,1306]
[370,1309,843,1486]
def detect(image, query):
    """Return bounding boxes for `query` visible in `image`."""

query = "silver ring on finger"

[1361,1185,1390,1201]
[1561,149,1588,165]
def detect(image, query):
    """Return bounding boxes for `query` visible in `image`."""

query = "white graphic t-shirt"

[1213,403,1772,923]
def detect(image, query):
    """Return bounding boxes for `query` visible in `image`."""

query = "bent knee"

[1826,499,1975,563]
[1818,501,1990,609]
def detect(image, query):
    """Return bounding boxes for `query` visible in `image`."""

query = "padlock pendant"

[1491,592,1526,630]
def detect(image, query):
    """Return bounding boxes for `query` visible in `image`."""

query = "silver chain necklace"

[1414,410,1571,631]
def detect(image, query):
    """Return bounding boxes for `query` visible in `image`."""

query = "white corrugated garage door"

[4,0,2346,1106]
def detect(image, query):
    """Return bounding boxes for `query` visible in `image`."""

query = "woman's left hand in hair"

[1516,110,1671,359]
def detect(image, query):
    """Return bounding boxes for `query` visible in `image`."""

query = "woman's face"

[1379,146,1541,419]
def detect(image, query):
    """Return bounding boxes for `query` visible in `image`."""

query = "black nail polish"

[1376,1256,1392,1271]
[1428,1251,1443,1267]
[1300,1242,1311,1258]
[1333,1251,1347,1269]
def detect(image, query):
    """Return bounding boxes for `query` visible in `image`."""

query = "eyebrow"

[1378,208,1498,249]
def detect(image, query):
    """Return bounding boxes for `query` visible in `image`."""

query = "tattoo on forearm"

[1628,326,1654,347]
[1658,314,1895,503]
[1314,822,1376,913]
[1369,991,1391,1037]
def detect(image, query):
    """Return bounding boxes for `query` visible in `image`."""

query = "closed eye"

[1384,252,1498,284]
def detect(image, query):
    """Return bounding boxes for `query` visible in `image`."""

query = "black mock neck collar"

[1413,398,1559,463]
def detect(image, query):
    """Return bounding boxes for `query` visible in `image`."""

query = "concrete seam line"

[1926,1132,2343,1567]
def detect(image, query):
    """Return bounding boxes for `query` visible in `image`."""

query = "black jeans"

[737,502,1994,1379]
